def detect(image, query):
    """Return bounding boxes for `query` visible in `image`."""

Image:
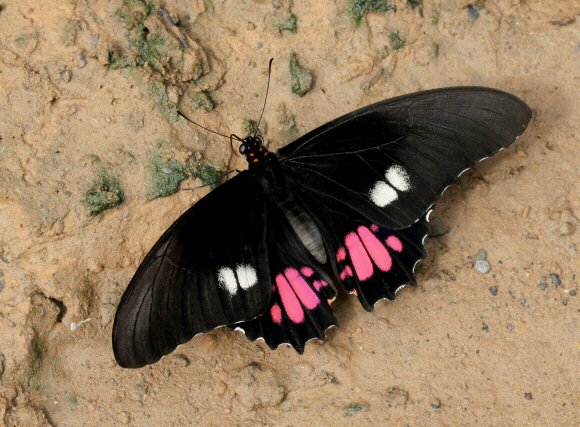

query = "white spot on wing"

[369,181,398,207]
[217,267,237,295]
[236,264,258,290]
[385,165,411,191]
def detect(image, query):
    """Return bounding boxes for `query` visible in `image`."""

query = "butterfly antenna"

[254,58,274,138]
[177,111,241,141]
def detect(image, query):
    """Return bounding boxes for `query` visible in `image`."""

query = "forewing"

[113,172,270,368]
[232,203,338,353]
[278,87,532,228]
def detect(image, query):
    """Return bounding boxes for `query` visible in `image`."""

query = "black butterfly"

[112,87,532,368]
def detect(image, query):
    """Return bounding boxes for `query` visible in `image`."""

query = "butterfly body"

[113,87,532,368]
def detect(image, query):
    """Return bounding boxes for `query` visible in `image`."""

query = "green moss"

[116,0,151,29]
[344,403,369,417]
[83,169,124,215]
[149,155,189,199]
[406,0,422,8]
[274,13,297,33]
[349,0,396,26]
[289,53,312,97]
[63,19,82,47]
[286,115,298,135]
[376,45,389,60]
[192,91,215,111]
[138,32,169,73]
[193,163,221,189]
[242,120,268,137]
[146,79,178,120]
[108,51,142,69]
[431,10,440,24]
[389,31,405,50]
[243,120,259,137]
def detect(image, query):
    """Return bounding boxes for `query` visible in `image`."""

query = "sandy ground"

[0,0,579,426]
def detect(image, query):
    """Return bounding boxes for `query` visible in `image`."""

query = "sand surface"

[1,0,579,425]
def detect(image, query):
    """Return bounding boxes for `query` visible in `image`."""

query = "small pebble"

[467,4,483,19]
[60,70,72,82]
[475,249,487,261]
[91,34,99,47]
[518,298,526,306]
[537,283,547,291]
[549,274,561,286]
[474,260,491,274]
[569,290,577,297]
[524,393,533,400]
[489,286,498,296]
[77,53,87,68]
[430,398,442,409]
[257,42,263,49]
[0,280,4,292]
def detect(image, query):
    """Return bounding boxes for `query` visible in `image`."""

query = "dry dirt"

[1,0,579,426]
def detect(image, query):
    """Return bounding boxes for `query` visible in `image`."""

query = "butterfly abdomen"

[278,199,327,264]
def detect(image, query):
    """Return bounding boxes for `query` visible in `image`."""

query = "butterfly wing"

[285,177,430,311]
[232,202,338,353]
[277,87,531,309]
[278,87,532,228]
[113,171,271,368]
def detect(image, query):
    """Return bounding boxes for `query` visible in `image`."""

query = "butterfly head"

[239,136,271,164]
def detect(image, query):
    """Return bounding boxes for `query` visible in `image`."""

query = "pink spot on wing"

[340,265,353,280]
[371,224,379,232]
[312,280,328,291]
[276,273,304,323]
[272,285,276,292]
[284,268,320,309]
[271,303,282,324]
[351,289,358,296]
[345,232,373,281]
[300,266,314,277]
[336,247,347,262]
[386,235,403,252]
[357,226,392,272]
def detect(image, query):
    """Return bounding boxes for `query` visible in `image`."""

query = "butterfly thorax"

[240,135,327,264]
[240,136,272,168]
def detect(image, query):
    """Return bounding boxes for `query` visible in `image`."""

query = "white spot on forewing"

[217,267,237,295]
[369,181,398,207]
[236,264,258,290]
[385,165,411,191]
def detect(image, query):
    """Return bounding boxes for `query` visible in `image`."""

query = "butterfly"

[112,87,532,368]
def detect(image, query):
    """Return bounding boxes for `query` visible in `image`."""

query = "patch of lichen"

[146,79,178,120]
[243,120,268,137]
[192,91,215,111]
[110,2,224,120]
[192,163,221,189]
[83,169,123,215]
[116,0,151,30]
[406,0,422,8]
[289,53,312,97]
[349,0,396,26]
[389,31,405,50]
[149,155,189,199]
[62,19,82,46]
[274,13,297,33]
[112,3,211,82]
